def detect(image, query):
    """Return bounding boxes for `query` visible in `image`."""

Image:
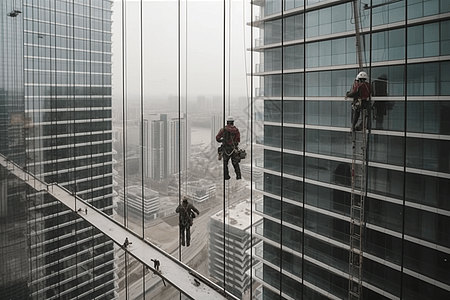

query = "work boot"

[236,173,241,180]
[225,174,231,180]
[218,152,222,160]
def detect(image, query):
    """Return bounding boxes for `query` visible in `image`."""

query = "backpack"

[222,127,235,144]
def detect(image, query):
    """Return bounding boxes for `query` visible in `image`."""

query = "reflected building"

[1,1,116,299]
[251,1,450,300]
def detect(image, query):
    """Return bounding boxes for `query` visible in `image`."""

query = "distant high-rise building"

[167,113,190,175]
[142,113,190,180]
[143,114,165,180]
[251,1,450,299]
[0,1,116,299]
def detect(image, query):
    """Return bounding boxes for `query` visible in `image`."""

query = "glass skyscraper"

[1,0,450,299]
[251,0,450,299]
[1,1,116,299]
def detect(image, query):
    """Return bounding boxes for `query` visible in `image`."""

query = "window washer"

[216,116,242,180]
[346,71,371,132]
[175,196,199,247]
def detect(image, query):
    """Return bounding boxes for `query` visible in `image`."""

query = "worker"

[122,237,132,248]
[175,196,199,247]
[346,71,371,132]
[216,116,242,180]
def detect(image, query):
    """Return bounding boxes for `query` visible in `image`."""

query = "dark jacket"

[176,202,199,225]
[216,124,240,147]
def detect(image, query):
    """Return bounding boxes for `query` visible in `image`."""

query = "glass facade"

[1,1,115,299]
[1,0,450,299]
[252,0,450,299]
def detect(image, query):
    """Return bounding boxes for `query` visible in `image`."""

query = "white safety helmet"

[227,116,234,123]
[357,71,368,81]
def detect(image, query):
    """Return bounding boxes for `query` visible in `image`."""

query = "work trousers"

[179,221,192,246]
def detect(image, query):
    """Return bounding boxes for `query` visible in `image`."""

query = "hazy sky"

[112,0,256,104]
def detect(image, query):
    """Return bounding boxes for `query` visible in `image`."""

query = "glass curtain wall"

[252,0,450,299]
[2,0,256,299]
[113,0,254,299]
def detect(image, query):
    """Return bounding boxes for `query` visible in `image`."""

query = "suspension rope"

[222,0,227,293]
[279,1,285,297]
[184,0,188,199]
[178,0,182,263]
[140,0,145,239]
[121,0,128,228]
[242,0,251,147]
[249,0,254,298]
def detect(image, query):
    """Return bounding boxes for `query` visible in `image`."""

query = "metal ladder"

[348,108,367,300]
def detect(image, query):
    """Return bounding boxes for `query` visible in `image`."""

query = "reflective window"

[405,208,450,248]
[264,100,304,124]
[403,240,450,286]
[285,0,304,11]
[284,44,304,70]
[372,29,405,62]
[264,173,303,201]
[407,0,440,20]
[264,48,282,72]
[264,150,303,177]
[371,65,405,97]
[368,167,404,199]
[284,14,304,41]
[372,0,405,26]
[407,101,450,134]
[307,37,356,68]
[407,62,440,96]
[284,73,304,97]
[406,137,450,173]
[264,19,282,45]
[402,271,450,300]
[305,129,353,158]
[369,134,405,166]
[265,0,282,16]
[363,257,401,296]
[305,235,348,273]
[304,261,348,299]
[441,20,450,56]
[306,68,357,97]
[405,173,450,210]
[365,197,403,232]
[407,22,440,59]
[306,3,353,38]
[306,182,350,216]
[441,61,450,95]
[264,75,282,97]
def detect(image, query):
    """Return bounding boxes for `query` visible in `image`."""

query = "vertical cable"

[279,1,284,297]
[399,0,407,298]
[122,0,127,228]
[301,2,306,299]
[184,0,188,200]
[51,3,62,296]
[140,0,145,239]
[178,0,182,265]
[249,0,254,298]
[222,0,227,293]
